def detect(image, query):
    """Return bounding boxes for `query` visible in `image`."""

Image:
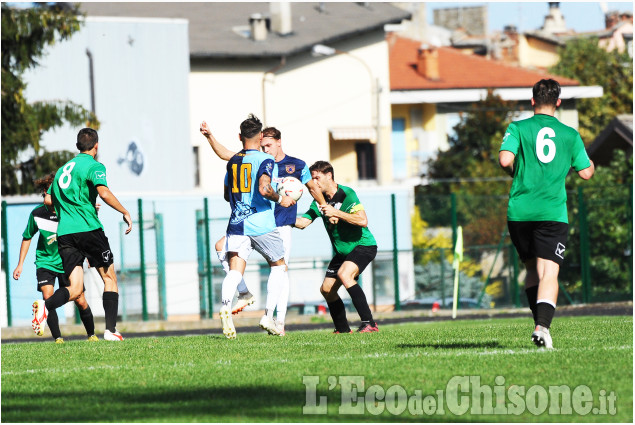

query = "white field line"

[3,346,631,376]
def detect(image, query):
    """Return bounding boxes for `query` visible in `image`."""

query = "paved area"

[2,301,631,344]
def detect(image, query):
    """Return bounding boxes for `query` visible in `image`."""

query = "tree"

[1,3,99,196]
[417,91,518,245]
[550,37,633,144]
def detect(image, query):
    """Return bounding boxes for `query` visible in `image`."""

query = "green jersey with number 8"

[500,114,591,223]
[49,153,108,236]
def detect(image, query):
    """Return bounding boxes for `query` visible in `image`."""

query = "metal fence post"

[2,201,12,327]
[578,187,591,303]
[204,198,213,318]
[391,194,400,311]
[155,213,167,320]
[440,247,446,307]
[138,199,148,321]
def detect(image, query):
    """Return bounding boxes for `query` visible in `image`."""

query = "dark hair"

[76,128,99,152]
[309,160,334,179]
[34,172,56,195]
[262,127,281,140]
[532,79,561,108]
[240,114,263,141]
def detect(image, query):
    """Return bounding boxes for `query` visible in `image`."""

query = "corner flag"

[452,226,463,319]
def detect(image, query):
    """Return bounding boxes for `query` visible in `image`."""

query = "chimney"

[542,2,567,34]
[417,45,440,80]
[249,13,269,41]
[270,2,292,35]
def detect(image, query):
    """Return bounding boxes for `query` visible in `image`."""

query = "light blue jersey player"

[200,122,326,336]
[217,114,296,339]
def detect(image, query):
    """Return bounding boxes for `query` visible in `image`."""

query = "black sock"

[79,305,95,336]
[525,286,538,324]
[103,291,119,333]
[346,284,375,325]
[536,302,556,329]
[46,306,61,340]
[327,298,350,332]
[44,287,70,311]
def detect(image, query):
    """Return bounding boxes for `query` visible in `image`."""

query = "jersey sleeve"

[500,122,520,155]
[22,212,38,239]
[571,132,591,171]
[299,163,311,185]
[301,200,321,221]
[88,163,108,187]
[258,158,274,181]
[344,189,365,213]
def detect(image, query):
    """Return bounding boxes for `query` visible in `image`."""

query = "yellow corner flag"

[452,226,463,319]
[453,226,463,267]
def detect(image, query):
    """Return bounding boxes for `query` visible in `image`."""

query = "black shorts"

[326,245,377,281]
[36,268,70,292]
[508,221,568,265]
[36,268,85,293]
[57,229,114,276]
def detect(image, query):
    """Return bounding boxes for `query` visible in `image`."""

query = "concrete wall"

[22,17,193,195]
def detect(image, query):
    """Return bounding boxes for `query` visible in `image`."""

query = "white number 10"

[536,127,556,163]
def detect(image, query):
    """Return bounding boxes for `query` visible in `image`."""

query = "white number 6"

[536,127,556,163]
[58,162,76,189]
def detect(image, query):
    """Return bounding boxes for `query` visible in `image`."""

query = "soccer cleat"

[357,322,379,333]
[259,315,281,336]
[104,329,124,341]
[55,338,64,344]
[87,335,99,342]
[531,325,553,349]
[220,306,236,339]
[31,299,48,336]
[275,321,286,337]
[333,329,353,334]
[232,292,255,315]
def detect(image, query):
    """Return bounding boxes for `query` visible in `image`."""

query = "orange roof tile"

[389,37,579,91]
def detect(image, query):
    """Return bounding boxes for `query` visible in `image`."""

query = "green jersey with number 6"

[49,153,108,236]
[500,114,591,223]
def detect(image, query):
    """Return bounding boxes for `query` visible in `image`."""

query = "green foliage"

[2,317,632,422]
[550,37,633,143]
[1,3,99,196]
[562,150,633,299]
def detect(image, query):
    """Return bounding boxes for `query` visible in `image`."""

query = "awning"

[329,127,377,143]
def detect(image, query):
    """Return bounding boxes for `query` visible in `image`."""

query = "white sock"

[536,299,556,308]
[276,269,290,324]
[221,270,243,309]
[266,265,285,318]
[218,251,248,293]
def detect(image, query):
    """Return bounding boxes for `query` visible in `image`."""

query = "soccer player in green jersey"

[13,174,98,343]
[499,79,595,349]
[35,128,133,342]
[295,161,379,333]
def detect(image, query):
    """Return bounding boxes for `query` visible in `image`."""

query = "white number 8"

[536,127,556,163]
[58,162,76,189]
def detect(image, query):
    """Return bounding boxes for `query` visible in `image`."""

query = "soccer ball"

[277,176,304,201]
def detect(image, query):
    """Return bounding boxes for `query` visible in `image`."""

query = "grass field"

[1,315,632,422]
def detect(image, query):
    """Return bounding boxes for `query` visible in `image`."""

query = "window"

[355,142,376,180]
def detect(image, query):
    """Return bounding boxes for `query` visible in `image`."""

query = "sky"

[426,1,634,33]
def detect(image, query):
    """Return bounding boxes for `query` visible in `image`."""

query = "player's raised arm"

[200,121,236,161]
[96,186,132,234]
[259,173,295,208]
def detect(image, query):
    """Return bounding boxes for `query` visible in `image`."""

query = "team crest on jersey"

[285,164,296,174]
[230,201,257,224]
[266,162,273,174]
